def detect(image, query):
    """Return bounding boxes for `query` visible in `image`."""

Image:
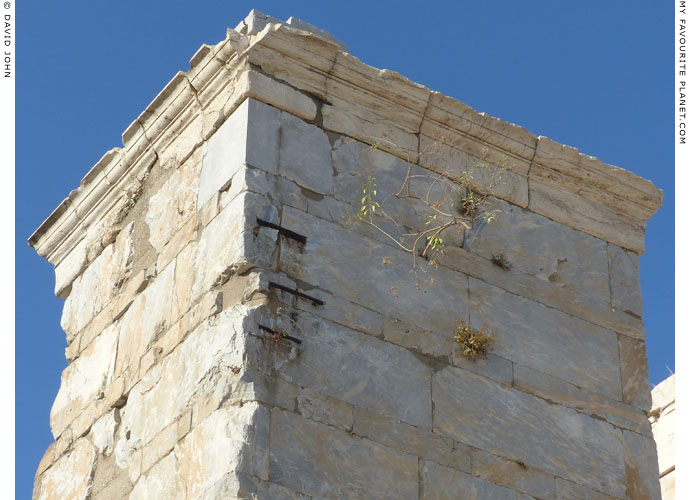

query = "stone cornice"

[30,12,662,268]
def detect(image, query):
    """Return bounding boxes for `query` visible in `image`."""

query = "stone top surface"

[29,10,663,265]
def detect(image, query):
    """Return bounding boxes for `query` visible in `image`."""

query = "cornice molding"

[30,12,662,272]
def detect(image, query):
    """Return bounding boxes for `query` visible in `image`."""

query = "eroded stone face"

[269,409,419,499]
[146,158,200,252]
[432,365,626,498]
[37,439,96,500]
[50,324,118,438]
[420,460,516,500]
[469,277,622,400]
[34,16,660,499]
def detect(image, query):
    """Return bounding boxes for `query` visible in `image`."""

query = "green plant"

[357,176,381,220]
[454,319,495,361]
[352,138,509,285]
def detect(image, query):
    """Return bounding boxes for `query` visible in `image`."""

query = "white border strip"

[1,0,15,495]
[676,1,686,498]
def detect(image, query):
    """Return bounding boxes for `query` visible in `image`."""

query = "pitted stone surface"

[37,439,97,500]
[432,365,626,498]
[31,11,661,500]
[469,277,622,400]
[269,409,419,499]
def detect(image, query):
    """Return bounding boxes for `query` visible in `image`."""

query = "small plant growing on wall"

[351,136,509,287]
[454,319,495,361]
[490,253,513,270]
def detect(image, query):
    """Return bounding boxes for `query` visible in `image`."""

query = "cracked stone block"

[469,277,622,400]
[420,459,516,500]
[432,365,626,498]
[269,409,418,499]
[36,439,96,500]
[278,111,333,195]
[608,243,644,316]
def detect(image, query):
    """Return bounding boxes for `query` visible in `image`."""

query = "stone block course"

[420,460,517,500]
[469,277,623,400]
[432,365,627,498]
[269,408,419,499]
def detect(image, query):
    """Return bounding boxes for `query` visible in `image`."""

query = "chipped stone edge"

[29,11,663,276]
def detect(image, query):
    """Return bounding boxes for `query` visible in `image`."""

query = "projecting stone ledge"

[30,10,661,289]
[29,9,663,500]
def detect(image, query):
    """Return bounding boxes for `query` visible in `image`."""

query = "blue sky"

[16,1,674,497]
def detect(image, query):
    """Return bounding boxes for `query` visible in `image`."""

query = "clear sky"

[16,1,674,497]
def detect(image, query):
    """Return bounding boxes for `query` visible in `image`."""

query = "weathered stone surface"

[418,132,530,209]
[329,50,431,132]
[37,439,96,500]
[471,449,555,500]
[279,205,470,339]
[192,191,278,300]
[278,112,333,195]
[90,452,133,500]
[514,363,652,436]
[60,248,108,340]
[619,335,653,411]
[117,306,251,448]
[240,69,318,121]
[197,102,247,208]
[115,262,177,378]
[269,409,419,499]
[228,165,308,213]
[322,101,419,159]
[274,310,432,428]
[608,243,644,316]
[231,369,300,413]
[199,471,314,500]
[295,291,383,337]
[296,387,353,431]
[420,459,517,500]
[528,169,645,254]
[31,12,663,500]
[60,220,135,342]
[89,409,120,456]
[50,324,118,437]
[176,403,270,498]
[421,90,537,163]
[198,99,281,208]
[381,315,514,386]
[53,236,88,297]
[554,478,617,500]
[622,429,662,500]
[286,15,348,51]
[353,406,472,473]
[465,197,610,304]
[331,137,464,248]
[469,277,622,400]
[146,158,199,251]
[245,99,282,173]
[129,453,184,500]
[245,25,337,102]
[437,245,646,340]
[432,365,626,497]
[234,9,282,35]
[141,419,179,474]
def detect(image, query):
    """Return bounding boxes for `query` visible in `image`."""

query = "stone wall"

[650,375,675,500]
[30,11,664,500]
